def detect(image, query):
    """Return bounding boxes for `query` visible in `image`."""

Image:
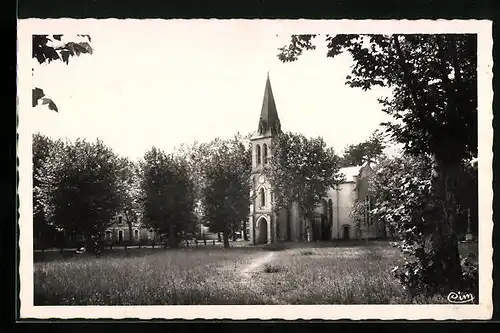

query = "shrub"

[262,243,286,251]
[263,264,283,273]
[367,155,478,297]
[460,254,478,296]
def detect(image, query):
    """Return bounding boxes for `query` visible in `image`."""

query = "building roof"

[339,165,363,183]
[339,161,374,183]
[257,73,282,136]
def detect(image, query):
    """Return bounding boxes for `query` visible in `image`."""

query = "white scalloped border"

[17,19,494,320]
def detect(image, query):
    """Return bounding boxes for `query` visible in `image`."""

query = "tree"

[174,142,211,204]
[454,159,479,237]
[32,133,65,249]
[340,130,385,167]
[363,154,436,294]
[139,147,196,248]
[36,138,122,251]
[33,133,51,248]
[174,140,213,240]
[201,136,251,248]
[278,33,477,290]
[265,132,343,241]
[116,157,142,244]
[174,132,253,242]
[32,34,93,112]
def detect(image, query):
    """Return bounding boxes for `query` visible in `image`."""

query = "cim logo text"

[447,291,475,304]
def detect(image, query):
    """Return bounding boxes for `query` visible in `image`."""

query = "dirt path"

[239,251,283,304]
[240,251,275,280]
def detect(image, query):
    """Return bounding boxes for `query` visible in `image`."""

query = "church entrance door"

[342,225,350,240]
[257,217,268,244]
[321,215,329,240]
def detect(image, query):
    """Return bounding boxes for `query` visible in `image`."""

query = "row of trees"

[278,33,478,295]
[33,135,123,249]
[34,129,350,249]
[33,132,255,250]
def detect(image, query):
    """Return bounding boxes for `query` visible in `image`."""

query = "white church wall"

[365,224,380,238]
[327,182,358,240]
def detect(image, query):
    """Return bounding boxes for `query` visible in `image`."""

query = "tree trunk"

[169,223,177,248]
[305,216,313,242]
[222,228,230,248]
[128,222,133,245]
[242,219,248,241]
[252,219,256,245]
[297,209,304,241]
[430,154,463,291]
[85,232,92,251]
[394,34,463,292]
[286,207,291,241]
[124,210,134,245]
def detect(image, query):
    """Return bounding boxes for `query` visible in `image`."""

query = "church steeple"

[257,73,281,136]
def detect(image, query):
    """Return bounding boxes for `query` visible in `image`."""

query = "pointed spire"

[257,73,281,136]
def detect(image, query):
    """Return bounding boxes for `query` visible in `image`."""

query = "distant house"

[34,213,160,249]
[104,213,157,245]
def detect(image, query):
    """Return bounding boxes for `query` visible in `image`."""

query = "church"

[248,75,386,244]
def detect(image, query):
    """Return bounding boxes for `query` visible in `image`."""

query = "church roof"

[339,161,374,183]
[339,165,363,182]
[257,73,282,136]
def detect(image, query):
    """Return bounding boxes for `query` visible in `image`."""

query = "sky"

[30,21,396,161]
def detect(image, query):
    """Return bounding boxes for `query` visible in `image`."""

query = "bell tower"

[248,73,282,245]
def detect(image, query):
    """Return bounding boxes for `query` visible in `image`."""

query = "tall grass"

[34,241,475,305]
[34,247,266,305]
[252,245,416,304]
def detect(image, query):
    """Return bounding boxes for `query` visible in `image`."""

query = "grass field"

[33,240,477,305]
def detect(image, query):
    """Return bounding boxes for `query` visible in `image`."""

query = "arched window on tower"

[256,145,261,165]
[263,144,268,164]
[260,188,265,207]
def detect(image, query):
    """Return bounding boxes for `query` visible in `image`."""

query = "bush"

[262,243,286,251]
[263,264,283,273]
[460,254,478,295]
[391,242,478,299]
[368,155,478,297]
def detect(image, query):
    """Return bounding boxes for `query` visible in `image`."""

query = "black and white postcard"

[17,19,493,320]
